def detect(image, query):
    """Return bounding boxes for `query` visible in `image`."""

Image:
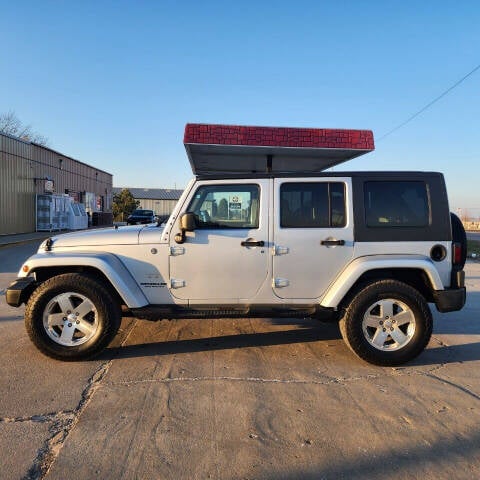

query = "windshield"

[132,210,153,216]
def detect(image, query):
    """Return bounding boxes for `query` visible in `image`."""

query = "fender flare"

[19,251,149,308]
[320,255,444,309]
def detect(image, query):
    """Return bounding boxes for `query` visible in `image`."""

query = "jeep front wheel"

[25,273,121,361]
[339,280,432,366]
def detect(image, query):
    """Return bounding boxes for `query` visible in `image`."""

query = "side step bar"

[127,305,335,321]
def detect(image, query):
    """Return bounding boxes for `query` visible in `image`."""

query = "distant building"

[113,187,183,216]
[463,220,480,231]
[0,132,113,235]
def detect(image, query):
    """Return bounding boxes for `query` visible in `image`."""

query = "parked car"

[6,123,466,365]
[126,209,155,225]
[154,214,170,225]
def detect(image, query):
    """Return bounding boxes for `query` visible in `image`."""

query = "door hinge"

[170,279,186,289]
[273,278,290,288]
[273,245,289,256]
[170,246,185,256]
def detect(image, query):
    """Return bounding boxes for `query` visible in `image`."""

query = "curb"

[0,237,51,249]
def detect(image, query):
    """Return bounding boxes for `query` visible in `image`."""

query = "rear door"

[272,177,354,299]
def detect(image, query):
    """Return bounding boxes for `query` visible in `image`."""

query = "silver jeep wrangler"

[6,124,466,365]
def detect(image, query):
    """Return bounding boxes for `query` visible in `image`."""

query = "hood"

[44,225,145,249]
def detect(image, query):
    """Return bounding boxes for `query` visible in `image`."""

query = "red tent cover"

[184,123,374,175]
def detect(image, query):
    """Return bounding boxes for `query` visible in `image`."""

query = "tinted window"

[364,181,430,227]
[187,184,260,229]
[133,210,153,216]
[280,182,346,228]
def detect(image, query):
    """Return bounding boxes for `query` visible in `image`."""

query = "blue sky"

[2,1,479,214]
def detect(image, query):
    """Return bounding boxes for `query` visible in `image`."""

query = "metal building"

[112,187,183,216]
[0,132,113,235]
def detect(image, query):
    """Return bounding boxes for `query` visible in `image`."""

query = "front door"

[272,177,354,299]
[169,179,270,302]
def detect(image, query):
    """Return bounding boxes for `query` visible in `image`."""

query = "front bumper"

[5,277,36,307]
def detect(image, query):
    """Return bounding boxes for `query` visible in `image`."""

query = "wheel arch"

[339,268,434,311]
[321,256,444,309]
[21,252,148,308]
[32,266,124,307]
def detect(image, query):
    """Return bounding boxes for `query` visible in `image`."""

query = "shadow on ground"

[100,322,341,361]
[0,314,24,323]
[258,428,480,480]
[99,318,480,366]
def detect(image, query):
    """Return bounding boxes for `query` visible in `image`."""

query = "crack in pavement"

[22,319,138,480]
[23,362,112,480]
[105,374,382,387]
[431,335,450,348]
[423,372,480,402]
[102,363,464,389]
[0,411,74,425]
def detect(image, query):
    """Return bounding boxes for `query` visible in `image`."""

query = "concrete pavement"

[1,241,480,479]
[0,226,116,248]
[0,232,52,248]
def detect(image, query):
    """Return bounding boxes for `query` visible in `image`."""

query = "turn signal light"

[22,265,29,273]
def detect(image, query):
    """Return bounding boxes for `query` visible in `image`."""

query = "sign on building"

[229,195,242,220]
[44,179,54,193]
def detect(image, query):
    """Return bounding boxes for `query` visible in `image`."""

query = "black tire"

[25,273,121,361]
[339,280,432,366]
[451,212,467,269]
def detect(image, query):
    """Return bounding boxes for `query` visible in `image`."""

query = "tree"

[112,189,140,221]
[0,111,48,145]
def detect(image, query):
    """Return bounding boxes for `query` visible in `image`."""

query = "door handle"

[321,239,345,246]
[241,240,265,247]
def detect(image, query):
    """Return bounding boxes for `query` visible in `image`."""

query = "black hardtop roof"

[195,171,444,181]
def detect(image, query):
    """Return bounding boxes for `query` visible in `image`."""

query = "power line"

[377,63,480,142]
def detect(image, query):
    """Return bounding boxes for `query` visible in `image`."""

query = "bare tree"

[0,111,48,145]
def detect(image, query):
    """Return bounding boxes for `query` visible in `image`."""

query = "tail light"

[452,242,462,265]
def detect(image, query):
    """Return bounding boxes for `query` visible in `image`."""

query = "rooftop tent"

[184,123,374,175]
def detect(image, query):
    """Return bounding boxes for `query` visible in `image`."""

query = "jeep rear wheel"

[339,280,432,366]
[25,273,121,361]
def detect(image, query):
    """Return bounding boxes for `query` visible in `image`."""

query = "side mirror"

[175,212,197,244]
[180,212,196,232]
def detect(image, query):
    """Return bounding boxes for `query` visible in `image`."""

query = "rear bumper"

[5,277,36,307]
[433,287,466,313]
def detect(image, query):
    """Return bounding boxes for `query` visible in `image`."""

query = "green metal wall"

[0,133,113,235]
